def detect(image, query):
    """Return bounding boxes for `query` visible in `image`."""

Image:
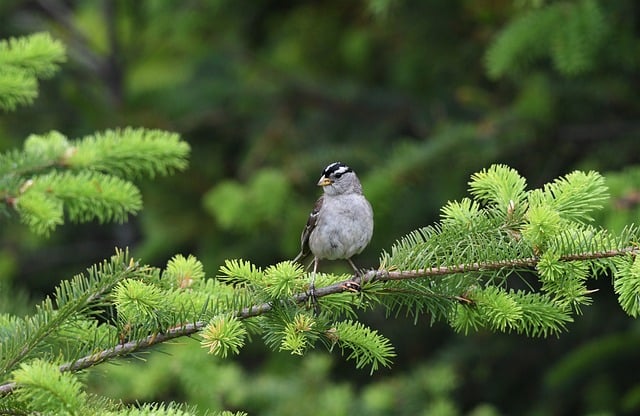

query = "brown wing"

[293,195,323,262]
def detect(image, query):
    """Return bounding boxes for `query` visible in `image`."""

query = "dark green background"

[1,1,639,414]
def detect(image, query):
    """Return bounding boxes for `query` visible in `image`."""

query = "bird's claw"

[308,284,320,314]
[341,281,361,292]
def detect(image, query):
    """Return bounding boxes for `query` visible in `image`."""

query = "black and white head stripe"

[322,162,353,178]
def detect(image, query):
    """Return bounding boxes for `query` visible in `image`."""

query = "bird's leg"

[345,258,363,291]
[347,258,361,275]
[309,257,320,313]
[310,257,318,295]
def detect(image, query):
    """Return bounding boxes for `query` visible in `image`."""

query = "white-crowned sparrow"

[294,162,374,295]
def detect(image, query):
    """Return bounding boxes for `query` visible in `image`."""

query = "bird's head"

[317,162,362,195]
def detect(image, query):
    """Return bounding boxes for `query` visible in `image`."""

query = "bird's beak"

[317,177,332,187]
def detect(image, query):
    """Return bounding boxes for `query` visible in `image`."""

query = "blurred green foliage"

[87,339,500,416]
[2,0,640,414]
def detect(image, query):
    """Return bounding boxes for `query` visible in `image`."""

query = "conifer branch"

[1,129,190,234]
[0,32,66,110]
[370,246,639,281]
[1,245,636,397]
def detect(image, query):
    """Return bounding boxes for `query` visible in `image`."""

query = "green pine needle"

[614,256,640,318]
[217,259,264,286]
[263,261,306,299]
[469,164,528,209]
[0,33,66,111]
[329,320,396,374]
[68,128,190,179]
[200,315,247,358]
[163,254,206,289]
[113,279,165,326]
[15,171,142,235]
[12,359,86,414]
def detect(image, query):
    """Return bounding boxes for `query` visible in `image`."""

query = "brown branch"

[1,246,638,396]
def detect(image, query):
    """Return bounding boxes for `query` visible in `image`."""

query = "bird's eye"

[334,173,343,179]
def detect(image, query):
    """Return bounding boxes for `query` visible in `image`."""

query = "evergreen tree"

[2,1,640,414]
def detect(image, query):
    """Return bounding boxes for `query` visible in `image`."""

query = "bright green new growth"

[279,313,316,355]
[0,128,190,235]
[12,359,87,415]
[468,164,528,210]
[215,259,394,371]
[379,164,638,336]
[201,315,248,358]
[613,256,640,318]
[113,279,167,327]
[163,254,206,288]
[0,32,66,110]
[330,321,396,374]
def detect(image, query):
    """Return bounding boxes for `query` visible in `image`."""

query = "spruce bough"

[2,28,639,416]
[3,162,640,414]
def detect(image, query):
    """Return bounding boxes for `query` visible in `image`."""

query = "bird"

[294,162,374,299]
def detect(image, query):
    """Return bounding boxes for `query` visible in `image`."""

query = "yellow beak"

[317,177,332,187]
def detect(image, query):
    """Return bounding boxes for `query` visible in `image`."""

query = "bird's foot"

[308,284,320,315]
[340,280,361,293]
[350,267,369,287]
